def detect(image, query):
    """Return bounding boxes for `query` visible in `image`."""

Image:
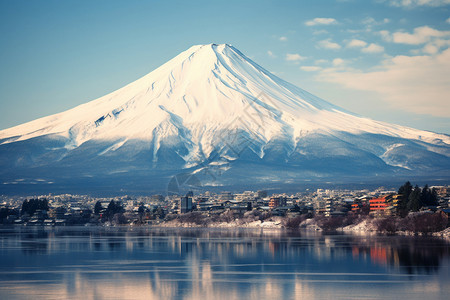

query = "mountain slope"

[1,44,449,194]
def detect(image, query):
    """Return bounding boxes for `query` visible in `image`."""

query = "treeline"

[0,207,18,224]
[93,200,166,225]
[397,182,439,216]
[93,200,126,224]
[21,199,49,216]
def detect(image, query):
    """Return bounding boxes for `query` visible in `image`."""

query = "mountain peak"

[1,43,447,147]
[187,43,234,50]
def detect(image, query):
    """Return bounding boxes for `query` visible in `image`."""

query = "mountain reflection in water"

[0,227,448,300]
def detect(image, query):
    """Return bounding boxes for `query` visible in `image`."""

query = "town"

[1,182,449,234]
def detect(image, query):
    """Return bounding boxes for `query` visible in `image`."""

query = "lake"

[0,227,448,299]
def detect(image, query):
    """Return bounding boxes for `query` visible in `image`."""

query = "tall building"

[325,198,333,217]
[269,197,286,209]
[179,196,192,214]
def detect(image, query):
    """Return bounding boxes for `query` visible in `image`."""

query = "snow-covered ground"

[342,219,377,233]
[433,227,450,240]
[156,214,449,241]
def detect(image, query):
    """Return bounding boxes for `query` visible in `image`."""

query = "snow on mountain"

[0,44,449,194]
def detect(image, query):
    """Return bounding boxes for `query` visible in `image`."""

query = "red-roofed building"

[369,196,390,216]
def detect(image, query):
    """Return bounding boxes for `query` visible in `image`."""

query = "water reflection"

[350,237,446,274]
[0,227,448,299]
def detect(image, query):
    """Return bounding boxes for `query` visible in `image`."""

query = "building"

[219,192,234,201]
[269,197,286,209]
[369,195,391,216]
[386,194,401,215]
[351,203,360,213]
[325,198,333,217]
[179,196,192,214]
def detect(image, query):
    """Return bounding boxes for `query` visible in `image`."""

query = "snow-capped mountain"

[1,44,449,194]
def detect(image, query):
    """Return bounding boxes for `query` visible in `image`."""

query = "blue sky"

[1,0,449,133]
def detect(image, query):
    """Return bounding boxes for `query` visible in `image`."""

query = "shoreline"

[4,215,449,240]
[151,216,450,240]
[3,222,450,241]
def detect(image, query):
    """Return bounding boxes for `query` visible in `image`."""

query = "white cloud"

[313,29,329,35]
[423,43,439,54]
[362,17,390,26]
[332,58,346,66]
[317,39,341,50]
[383,26,450,54]
[422,39,450,54]
[279,36,288,41]
[392,26,450,45]
[318,49,450,117]
[362,43,385,53]
[347,39,368,48]
[315,59,328,64]
[286,53,306,61]
[446,17,450,24]
[379,30,392,42]
[305,18,338,26]
[362,17,376,25]
[267,51,276,58]
[300,66,322,72]
[388,0,450,7]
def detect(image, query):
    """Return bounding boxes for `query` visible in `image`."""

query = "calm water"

[0,227,449,300]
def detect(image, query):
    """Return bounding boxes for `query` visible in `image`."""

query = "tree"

[0,208,17,224]
[361,202,370,215]
[407,185,421,212]
[138,204,146,223]
[21,198,49,216]
[105,200,124,220]
[153,207,165,219]
[94,201,103,215]
[398,181,413,214]
[398,181,413,197]
[291,204,300,213]
[420,184,438,207]
[284,215,305,229]
[112,213,127,225]
[430,188,439,206]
